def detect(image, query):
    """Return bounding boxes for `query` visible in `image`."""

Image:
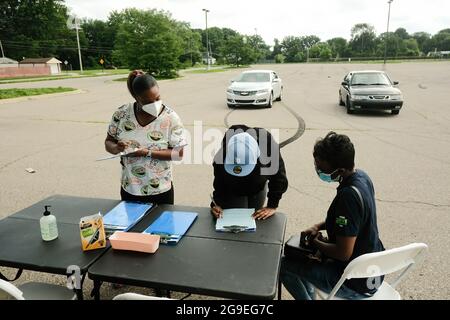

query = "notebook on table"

[143,211,198,245]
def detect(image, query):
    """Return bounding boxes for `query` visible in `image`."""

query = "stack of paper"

[103,201,153,236]
[143,211,198,245]
[215,208,256,233]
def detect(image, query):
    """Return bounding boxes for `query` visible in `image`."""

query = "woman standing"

[105,70,186,204]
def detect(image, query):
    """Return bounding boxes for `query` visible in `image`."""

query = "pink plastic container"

[109,232,160,253]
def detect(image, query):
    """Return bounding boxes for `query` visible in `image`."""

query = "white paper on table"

[215,208,256,232]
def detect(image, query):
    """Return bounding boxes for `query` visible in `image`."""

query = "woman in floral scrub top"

[105,70,187,204]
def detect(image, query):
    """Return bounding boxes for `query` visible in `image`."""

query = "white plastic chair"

[0,279,77,300]
[315,243,428,300]
[113,293,173,300]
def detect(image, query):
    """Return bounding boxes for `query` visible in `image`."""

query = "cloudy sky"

[65,0,450,45]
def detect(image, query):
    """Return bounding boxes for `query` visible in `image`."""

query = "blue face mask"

[316,169,340,183]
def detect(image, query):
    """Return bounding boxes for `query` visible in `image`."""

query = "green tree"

[299,35,321,50]
[432,29,450,51]
[198,27,239,62]
[82,19,116,68]
[309,43,332,61]
[327,37,349,58]
[220,35,256,66]
[400,38,420,56]
[377,32,401,57]
[412,32,432,54]
[394,28,409,40]
[271,38,282,59]
[274,54,285,63]
[350,23,378,57]
[247,34,271,61]
[281,36,305,62]
[0,0,88,69]
[113,9,184,77]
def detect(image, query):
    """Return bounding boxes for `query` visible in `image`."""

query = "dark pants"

[120,185,174,205]
[221,183,267,210]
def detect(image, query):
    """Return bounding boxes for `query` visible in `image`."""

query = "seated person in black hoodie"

[211,124,288,220]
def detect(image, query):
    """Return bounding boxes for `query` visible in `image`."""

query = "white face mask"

[141,100,163,117]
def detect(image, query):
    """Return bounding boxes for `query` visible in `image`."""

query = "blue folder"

[103,201,153,232]
[143,211,198,245]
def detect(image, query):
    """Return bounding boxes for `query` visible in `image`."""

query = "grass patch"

[0,69,130,84]
[0,87,76,99]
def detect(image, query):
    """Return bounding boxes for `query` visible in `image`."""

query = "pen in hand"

[210,193,223,219]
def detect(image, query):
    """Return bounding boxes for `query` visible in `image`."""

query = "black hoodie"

[212,125,288,208]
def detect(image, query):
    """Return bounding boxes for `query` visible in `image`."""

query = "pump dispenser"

[40,205,58,241]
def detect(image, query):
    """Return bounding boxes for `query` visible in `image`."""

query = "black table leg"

[75,273,87,300]
[0,268,23,281]
[91,280,102,300]
[278,277,282,300]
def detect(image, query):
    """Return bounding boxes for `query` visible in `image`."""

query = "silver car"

[339,70,404,115]
[226,70,283,108]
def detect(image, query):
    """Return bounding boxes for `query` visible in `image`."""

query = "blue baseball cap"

[224,132,260,177]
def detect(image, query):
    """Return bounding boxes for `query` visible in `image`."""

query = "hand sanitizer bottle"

[40,205,58,241]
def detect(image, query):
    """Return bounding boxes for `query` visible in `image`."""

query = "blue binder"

[143,211,198,245]
[103,201,153,232]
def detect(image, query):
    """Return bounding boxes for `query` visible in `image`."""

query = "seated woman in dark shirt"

[210,124,288,220]
[280,131,385,299]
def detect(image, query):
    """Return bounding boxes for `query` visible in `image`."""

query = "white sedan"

[226,70,283,108]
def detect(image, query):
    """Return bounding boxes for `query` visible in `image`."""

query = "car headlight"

[351,95,368,100]
[256,89,269,94]
[390,94,403,100]
[226,88,234,94]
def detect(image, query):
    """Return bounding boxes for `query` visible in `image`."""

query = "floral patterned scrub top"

[108,102,187,196]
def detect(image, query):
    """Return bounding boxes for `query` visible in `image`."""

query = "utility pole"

[75,19,83,73]
[202,8,210,70]
[0,40,5,57]
[384,0,394,65]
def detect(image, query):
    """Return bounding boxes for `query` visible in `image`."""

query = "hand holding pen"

[210,194,223,219]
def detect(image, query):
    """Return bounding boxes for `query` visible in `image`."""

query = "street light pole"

[202,8,210,70]
[75,20,83,73]
[384,0,393,65]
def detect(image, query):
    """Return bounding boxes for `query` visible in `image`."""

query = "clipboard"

[143,211,198,245]
[103,201,153,234]
[215,208,256,233]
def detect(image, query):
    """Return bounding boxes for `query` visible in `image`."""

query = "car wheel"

[339,92,344,106]
[266,93,273,108]
[276,88,283,101]
[346,98,354,114]
[391,110,400,115]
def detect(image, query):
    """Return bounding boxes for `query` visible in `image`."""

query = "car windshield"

[236,72,270,83]
[351,73,391,86]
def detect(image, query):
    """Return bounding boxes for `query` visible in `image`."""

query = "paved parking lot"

[1,62,449,299]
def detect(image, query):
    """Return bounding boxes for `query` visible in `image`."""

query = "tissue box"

[109,232,160,253]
